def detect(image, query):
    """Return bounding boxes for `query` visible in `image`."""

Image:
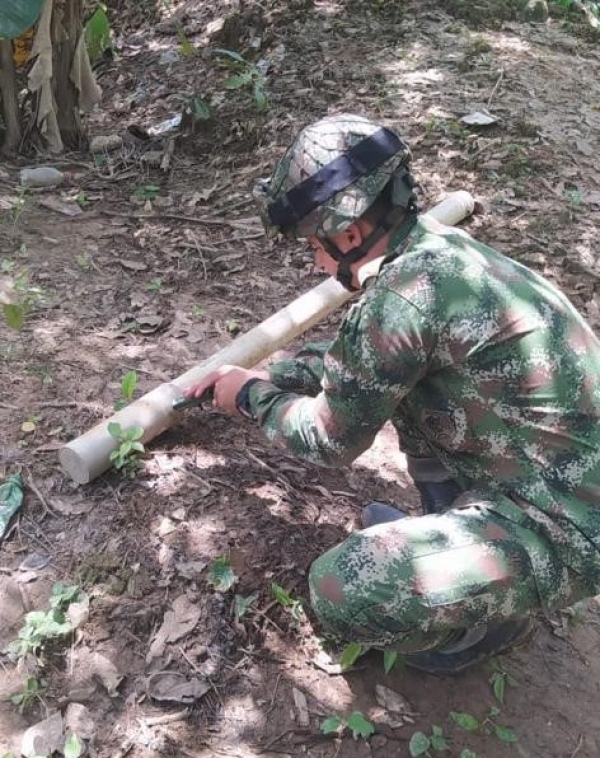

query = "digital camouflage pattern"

[247,215,600,648]
[252,113,411,239]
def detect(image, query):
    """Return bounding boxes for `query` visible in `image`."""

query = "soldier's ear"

[337,223,363,252]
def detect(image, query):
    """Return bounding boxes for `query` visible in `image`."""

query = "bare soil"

[1,1,600,756]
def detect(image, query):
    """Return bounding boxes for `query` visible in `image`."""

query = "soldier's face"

[310,239,339,277]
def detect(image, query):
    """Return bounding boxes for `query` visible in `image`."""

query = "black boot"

[361,501,409,528]
[403,617,534,674]
[414,479,464,515]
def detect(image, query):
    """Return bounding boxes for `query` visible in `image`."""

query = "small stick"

[487,67,504,108]
[24,469,56,520]
[141,709,189,727]
[570,734,584,758]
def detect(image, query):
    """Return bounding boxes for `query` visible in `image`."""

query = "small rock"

[20,167,64,188]
[159,49,180,65]
[65,703,95,740]
[21,712,64,758]
[372,735,388,749]
[19,552,51,571]
[522,0,549,22]
[90,134,123,153]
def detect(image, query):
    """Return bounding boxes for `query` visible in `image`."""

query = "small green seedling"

[340,641,363,671]
[7,583,83,661]
[191,304,205,320]
[9,676,47,714]
[233,593,258,621]
[451,708,517,744]
[146,277,164,294]
[383,649,405,674]
[64,732,84,758]
[225,318,240,334]
[114,370,138,411]
[133,184,161,201]
[75,190,90,207]
[207,556,237,592]
[1,271,44,331]
[488,660,518,704]
[107,423,145,476]
[409,726,449,756]
[75,253,92,272]
[321,711,374,740]
[271,583,305,623]
[214,48,268,111]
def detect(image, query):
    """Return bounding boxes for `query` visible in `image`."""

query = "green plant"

[233,593,257,621]
[1,270,44,331]
[488,660,518,704]
[76,253,93,272]
[9,676,47,714]
[383,649,405,674]
[191,304,205,320]
[133,184,161,201]
[7,583,83,660]
[339,641,363,671]
[146,277,164,294]
[75,190,90,207]
[215,48,268,111]
[271,582,305,623]
[64,732,84,758]
[107,422,145,476]
[225,318,240,334]
[321,711,375,740]
[85,4,112,63]
[451,707,517,744]
[409,726,449,756]
[114,370,138,411]
[207,556,237,592]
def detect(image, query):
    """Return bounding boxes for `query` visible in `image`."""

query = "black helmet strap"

[268,127,407,234]
[321,204,417,291]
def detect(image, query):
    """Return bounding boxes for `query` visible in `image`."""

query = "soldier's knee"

[308,537,424,646]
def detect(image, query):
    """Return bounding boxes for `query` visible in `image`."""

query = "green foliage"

[207,556,237,592]
[64,732,84,758]
[107,423,145,476]
[270,582,304,622]
[133,184,161,201]
[488,660,517,704]
[233,593,257,621]
[9,676,46,714]
[85,5,112,63]
[383,649,405,674]
[146,277,164,294]
[0,0,45,39]
[339,641,363,671]
[320,711,374,740]
[1,271,43,332]
[114,370,138,410]
[7,583,83,660]
[215,48,268,111]
[409,725,449,757]
[451,706,517,744]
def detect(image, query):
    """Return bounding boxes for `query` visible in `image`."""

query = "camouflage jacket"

[248,216,600,577]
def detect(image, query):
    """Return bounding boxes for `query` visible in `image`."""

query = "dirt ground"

[2,0,600,756]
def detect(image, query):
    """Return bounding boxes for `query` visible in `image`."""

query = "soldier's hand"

[183,365,269,417]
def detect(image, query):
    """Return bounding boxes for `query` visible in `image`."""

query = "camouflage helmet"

[253,113,413,240]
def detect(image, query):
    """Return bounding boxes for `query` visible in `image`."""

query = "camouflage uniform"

[246,215,600,650]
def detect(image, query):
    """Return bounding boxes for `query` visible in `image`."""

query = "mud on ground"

[1,1,600,756]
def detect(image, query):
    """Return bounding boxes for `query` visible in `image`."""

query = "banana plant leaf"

[0,473,24,541]
[0,0,45,40]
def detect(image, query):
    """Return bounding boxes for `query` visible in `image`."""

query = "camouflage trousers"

[309,491,592,652]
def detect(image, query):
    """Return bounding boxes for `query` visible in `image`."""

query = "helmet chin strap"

[320,205,416,291]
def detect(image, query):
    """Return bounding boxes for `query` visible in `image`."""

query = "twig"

[264,672,283,717]
[258,729,297,753]
[100,209,261,231]
[24,469,56,520]
[141,709,189,727]
[487,67,504,108]
[570,734,584,758]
